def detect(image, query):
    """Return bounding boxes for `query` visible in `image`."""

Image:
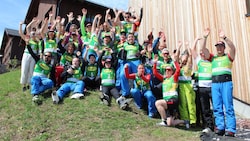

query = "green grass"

[0,70,201,141]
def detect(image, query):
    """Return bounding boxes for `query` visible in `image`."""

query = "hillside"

[0,70,201,141]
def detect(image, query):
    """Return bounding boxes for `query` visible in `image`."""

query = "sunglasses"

[166,69,172,71]
[44,55,52,58]
[163,52,169,55]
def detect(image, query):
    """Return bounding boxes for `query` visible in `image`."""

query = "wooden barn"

[0,28,24,66]
[129,0,250,116]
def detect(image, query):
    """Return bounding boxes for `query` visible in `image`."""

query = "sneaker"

[100,93,111,106]
[22,86,27,92]
[202,127,212,134]
[99,85,102,91]
[51,91,59,104]
[184,120,190,129]
[214,128,225,136]
[32,95,42,105]
[116,96,128,110]
[225,131,235,137]
[70,93,84,99]
[156,121,168,127]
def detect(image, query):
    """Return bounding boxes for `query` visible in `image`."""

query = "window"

[246,0,250,17]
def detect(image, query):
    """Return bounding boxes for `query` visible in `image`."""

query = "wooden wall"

[129,0,250,104]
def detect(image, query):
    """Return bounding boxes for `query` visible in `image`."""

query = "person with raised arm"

[19,19,39,92]
[153,55,190,128]
[191,28,214,133]
[124,64,157,117]
[202,29,236,137]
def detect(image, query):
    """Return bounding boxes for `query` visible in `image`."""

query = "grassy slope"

[0,70,200,141]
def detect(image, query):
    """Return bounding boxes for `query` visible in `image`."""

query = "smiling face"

[86,24,92,32]
[199,49,205,59]
[67,44,75,54]
[124,13,131,22]
[71,57,80,68]
[48,31,55,39]
[137,64,145,76]
[43,52,52,64]
[181,54,188,66]
[120,33,126,41]
[127,33,135,44]
[165,67,174,78]
[89,55,96,64]
[104,61,111,68]
[216,45,225,56]
[103,36,111,44]
[162,49,170,60]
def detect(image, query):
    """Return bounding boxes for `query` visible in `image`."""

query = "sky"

[0,0,30,47]
[0,0,128,47]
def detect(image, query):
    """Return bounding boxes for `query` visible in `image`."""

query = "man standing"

[191,28,214,132]
[203,29,236,137]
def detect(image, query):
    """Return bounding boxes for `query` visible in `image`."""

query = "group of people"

[19,6,237,137]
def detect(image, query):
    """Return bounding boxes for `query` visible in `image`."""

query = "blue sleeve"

[152,37,160,49]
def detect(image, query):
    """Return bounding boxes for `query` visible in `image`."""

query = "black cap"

[215,41,225,47]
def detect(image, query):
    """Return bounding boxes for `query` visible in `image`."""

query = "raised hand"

[124,64,129,69]
[82,8,87,15]
[203,28,210,38]
[177,40,183,50]
[77,15,82,22]
[60,18,65,25]
[106,9,110,14]
[218,29,226,39]
[67,12,74,22]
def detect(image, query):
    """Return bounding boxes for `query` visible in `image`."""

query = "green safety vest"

[115,26,121,39]
[66,67,83,83]
[162,76,178,100]
[198,60,212,80]
[134,74,150,91]
[44,39,57,53]
[85,63,98,78]
[60,53,75,66]
[101,68,115,86]
[178,66,192,83]
[24,39,39,54]
[81,32,91,45]
[89,34,98,48]
[116,42,124,53]
[157,50,164,62]
[122,21,132,33]
[33,60,52,78]
[123,42,140,60]
[212,55,232,76]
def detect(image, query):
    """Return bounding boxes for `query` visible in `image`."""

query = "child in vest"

[82,49,101,90]
[99,56,128,110]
